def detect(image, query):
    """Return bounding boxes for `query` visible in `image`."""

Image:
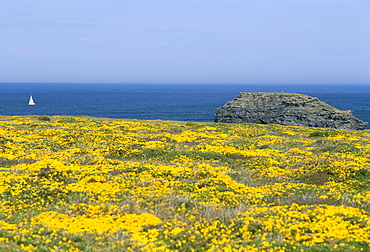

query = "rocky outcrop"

[215,92,367,130]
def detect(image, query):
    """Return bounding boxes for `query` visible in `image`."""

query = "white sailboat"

[29,96,36,106]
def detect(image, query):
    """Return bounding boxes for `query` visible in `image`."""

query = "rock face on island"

[215,92,368,130]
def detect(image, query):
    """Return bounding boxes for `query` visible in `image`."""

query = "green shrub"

[37,116,51,121]
[309,130,339,137]
[57,117,78,123]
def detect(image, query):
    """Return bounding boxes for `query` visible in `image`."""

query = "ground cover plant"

[0,115,370,251]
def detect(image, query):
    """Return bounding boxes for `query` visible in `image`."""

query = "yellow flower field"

[0,115,370,251]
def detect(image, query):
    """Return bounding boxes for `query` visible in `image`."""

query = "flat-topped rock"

[215,92,368,130]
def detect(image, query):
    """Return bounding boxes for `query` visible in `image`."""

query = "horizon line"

[1,82,369,85]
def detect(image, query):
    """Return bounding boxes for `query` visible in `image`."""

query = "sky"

[0,0,369,84]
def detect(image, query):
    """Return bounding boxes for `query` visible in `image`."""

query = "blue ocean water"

[1,83,369,128]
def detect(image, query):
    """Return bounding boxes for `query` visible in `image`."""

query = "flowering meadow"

[1,115,370,251]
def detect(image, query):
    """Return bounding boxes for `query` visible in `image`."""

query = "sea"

[1,83,369,129]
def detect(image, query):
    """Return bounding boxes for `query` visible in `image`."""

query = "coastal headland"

[215,92,368,130]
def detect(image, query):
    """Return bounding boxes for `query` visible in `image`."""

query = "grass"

[0,115,370,251]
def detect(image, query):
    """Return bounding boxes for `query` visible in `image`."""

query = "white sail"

[29,96,36,105]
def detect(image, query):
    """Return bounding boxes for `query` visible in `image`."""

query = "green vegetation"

[0,115,369,251]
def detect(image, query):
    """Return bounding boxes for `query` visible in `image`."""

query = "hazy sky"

[1,0,369,84]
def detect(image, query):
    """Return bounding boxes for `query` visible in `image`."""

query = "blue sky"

[0,0,369,84]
